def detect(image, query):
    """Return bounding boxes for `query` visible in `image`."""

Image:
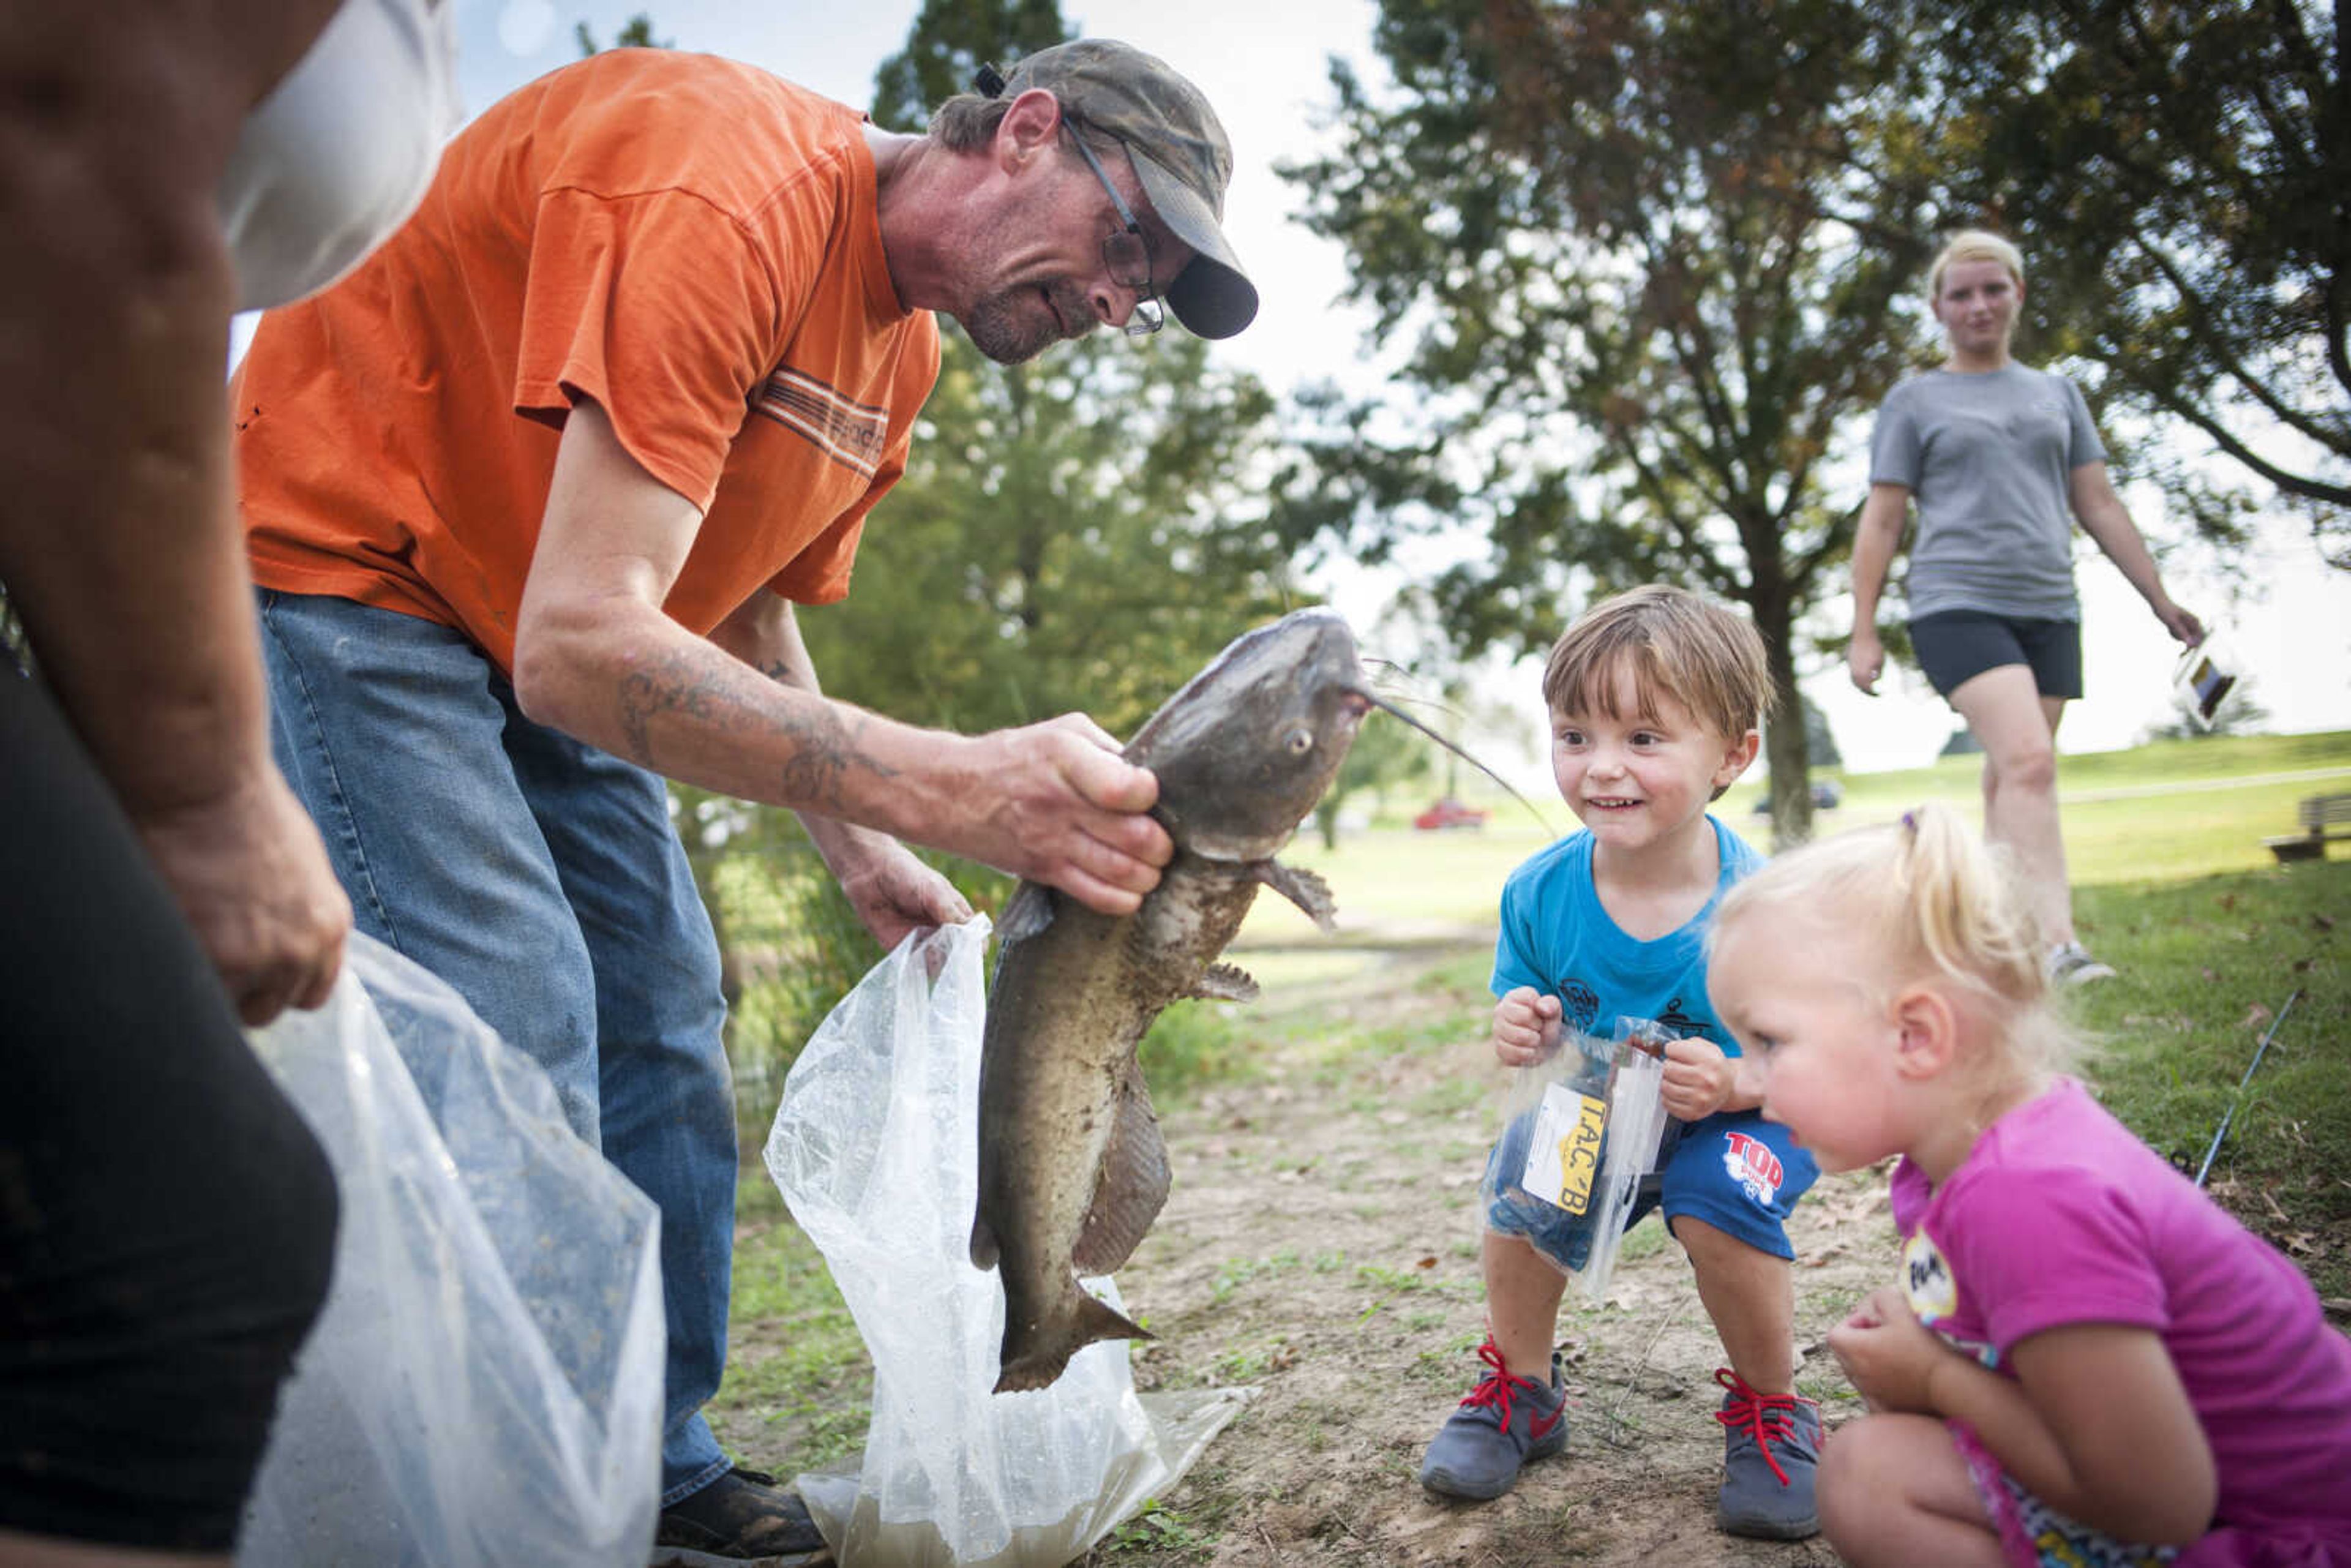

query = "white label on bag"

[1522,1081,1608,1217]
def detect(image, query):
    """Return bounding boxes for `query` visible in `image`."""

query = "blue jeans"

[258,590,735,1504]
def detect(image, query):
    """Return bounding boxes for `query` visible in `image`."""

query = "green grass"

[2068,861,2348,1300]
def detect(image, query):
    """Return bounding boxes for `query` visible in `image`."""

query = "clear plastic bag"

[1479,1018,1674,1304]
[765,917,1249,1568]
[238,932,664,1568]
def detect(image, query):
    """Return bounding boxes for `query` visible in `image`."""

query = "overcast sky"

[398,0,2351,775]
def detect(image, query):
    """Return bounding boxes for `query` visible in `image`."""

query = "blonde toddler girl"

[1705,805,2351,1567]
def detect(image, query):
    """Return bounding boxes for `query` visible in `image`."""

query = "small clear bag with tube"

[1479,1017,1675,1303]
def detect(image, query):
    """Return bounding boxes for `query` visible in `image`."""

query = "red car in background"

[1414,797,1490,831]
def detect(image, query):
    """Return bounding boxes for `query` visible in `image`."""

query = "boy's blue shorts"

[1483,1106,1819,1266]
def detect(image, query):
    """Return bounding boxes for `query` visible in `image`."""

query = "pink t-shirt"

[1892,1076,2351,1566]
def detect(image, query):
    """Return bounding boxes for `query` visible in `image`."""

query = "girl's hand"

[1827,1285,1951,1415]
[1492,987,1562,1068]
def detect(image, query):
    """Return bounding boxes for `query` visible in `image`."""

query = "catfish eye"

[1282,726,1314,756]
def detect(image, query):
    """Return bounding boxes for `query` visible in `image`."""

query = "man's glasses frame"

[1065,127,1164,337]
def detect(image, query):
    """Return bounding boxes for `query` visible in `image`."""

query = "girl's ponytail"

[1715,805,2069,1065]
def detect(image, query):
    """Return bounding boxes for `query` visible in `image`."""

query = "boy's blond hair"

[1927,228,2026,301]
[1711,803,2077,1071]
[1540,584,1771,754]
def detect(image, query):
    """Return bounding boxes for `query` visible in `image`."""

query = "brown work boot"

[650,1466,832,1567]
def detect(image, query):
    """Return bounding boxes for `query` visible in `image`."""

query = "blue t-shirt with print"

[1490,815,1763,1052]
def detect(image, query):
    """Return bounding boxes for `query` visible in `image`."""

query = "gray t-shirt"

[1869,364,2105,622]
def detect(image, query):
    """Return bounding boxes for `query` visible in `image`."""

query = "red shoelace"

[1712,1367,1819,1487]
[1457,1338,1553,1436]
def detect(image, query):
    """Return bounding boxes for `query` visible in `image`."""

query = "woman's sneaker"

[1714,1368,1821,1540]
[1418,1338,1568,1501]
[2047,942,2117,986]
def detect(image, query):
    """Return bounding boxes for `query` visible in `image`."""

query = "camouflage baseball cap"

[982,40,1258,339]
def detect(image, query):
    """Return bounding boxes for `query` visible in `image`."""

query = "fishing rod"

[2192,987,2303,1190]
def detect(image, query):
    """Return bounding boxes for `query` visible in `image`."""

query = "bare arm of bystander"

[2068,462,2203,645]
[0,0,360,1023]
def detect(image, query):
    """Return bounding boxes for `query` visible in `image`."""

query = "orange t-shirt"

[235,48,940,675]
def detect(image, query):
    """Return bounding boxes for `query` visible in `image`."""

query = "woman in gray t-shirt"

[1847,231,2203,986]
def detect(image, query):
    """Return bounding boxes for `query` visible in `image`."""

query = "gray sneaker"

[1419,1339,1569,1501]
[1713,1368,1821,1539]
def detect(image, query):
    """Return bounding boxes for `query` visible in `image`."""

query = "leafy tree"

[868,0,1069,132]
[574,12,670,53]
[1913,0,2347,564]
[1277,0,1951,842]
[794,328,1300,741]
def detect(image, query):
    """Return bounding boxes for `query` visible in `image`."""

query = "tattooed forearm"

[615,642,902,813]
[617,647,727,766]
[775,703,899,814]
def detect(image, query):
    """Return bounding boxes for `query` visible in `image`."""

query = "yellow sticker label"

[1524,1083,1610,1217]
[1556,1093,1608,1215]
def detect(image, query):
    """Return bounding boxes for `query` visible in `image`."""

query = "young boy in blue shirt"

[1419,585,1823,1539]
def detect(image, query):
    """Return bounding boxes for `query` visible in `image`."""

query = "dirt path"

[1086,936,1896,1568]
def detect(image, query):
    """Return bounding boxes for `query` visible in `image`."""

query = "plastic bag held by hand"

[238,933,664,1568]
[1479,1017,1673,1304]
[766,917,1246,1568]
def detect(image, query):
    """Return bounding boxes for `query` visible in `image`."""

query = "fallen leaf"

[2202,967,2219,983]
[2293,958,2314,972]
[2315,913,2336,932]
[2219,893,2240,911]
[2242,1003,2273,1030]
[1415,1255,1438,1270]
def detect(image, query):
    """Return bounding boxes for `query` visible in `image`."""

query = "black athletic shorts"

[0,667,339,1552]
[1908,609,2084,702]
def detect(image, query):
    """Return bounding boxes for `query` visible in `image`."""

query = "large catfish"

[972,608,1373,1393]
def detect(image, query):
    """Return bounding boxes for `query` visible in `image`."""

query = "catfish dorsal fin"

[1254,861,1337,933]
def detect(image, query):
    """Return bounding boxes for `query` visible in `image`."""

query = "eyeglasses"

[1065,128,1164,337]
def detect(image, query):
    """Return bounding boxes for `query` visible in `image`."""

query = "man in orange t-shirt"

[234,37,1256,1564]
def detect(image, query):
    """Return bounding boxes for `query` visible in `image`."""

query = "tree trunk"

[1751,586,1813,849]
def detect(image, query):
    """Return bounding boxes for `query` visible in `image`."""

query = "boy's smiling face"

[1549,662,1758,853]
